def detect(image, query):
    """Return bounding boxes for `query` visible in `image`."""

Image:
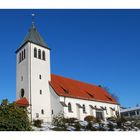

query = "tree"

[0,99,31,131]
[101,86,120,103]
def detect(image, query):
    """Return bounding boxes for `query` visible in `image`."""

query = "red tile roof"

[15,97,29,106]
[50,74,118,104]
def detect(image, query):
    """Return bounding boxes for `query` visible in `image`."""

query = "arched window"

[23,49,25,59]
[42,51,45,60]
[21,51,24,61]
[19,53,21,63]
[34,48,37,58]
[83,104,86,113]
[38,49,41,59]
[68,102,72,112]
[41,109,44,114]
[20,88,25,98]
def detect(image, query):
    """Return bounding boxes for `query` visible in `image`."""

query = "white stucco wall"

[16,43,30,101]
[30,43,52,122]
[16,42,52,122]
[49,85,64,117]
[60,96,120,121]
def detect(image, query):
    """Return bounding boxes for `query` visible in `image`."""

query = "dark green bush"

[65,117,78,124]
[74,122,81,131]
[33,119,43,128]
[106,116,117,122]
[107,122,114,131]
[116,116,127,128]
[52,113,67,128]
[0,100,31,131]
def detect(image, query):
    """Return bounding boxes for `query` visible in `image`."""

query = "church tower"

[16,23,52,122]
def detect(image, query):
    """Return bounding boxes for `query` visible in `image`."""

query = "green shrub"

[107,122,114,131]
[106,116,117,122]
[52,113,67,128]
[86,122,93,130]
[0,100,31,131]
[65,117,78,124]
[114,116,127,128]
[74,122,81,131]
[33,119,43,128]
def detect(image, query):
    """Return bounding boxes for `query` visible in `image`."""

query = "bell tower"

[16,22,52,122]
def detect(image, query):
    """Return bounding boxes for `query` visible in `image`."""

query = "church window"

[20,88,25,98]
[21,51,24,61]
[34,48,37,58]
[19,53,21,63]
[83,104,86,113]
[39,74,42,79]
[40,90,42,95]
[23,49,25,59]
[21,76,23,81]
[96,110,104,120]
[38,49,41,59]
[42,51,46,60]
[41,109,44,115]
[68,102,72,112]
[36,113,39,118]
[52,110,54,115]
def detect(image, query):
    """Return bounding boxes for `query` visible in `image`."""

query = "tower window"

[52,110,54,115]
[40,90,42,95]
[19,53,21,63]
[20,88,25,98]
[34,48,37,58]
[38,49,41,59]
[42,51,46,60]
[39,74,42,79]
[68,102,72,112]
[23,49,26,59]
[41,109,44,115]
[21,76,23,81]
[21,51,24,61]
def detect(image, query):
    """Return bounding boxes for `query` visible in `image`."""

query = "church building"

[15,23,120,122]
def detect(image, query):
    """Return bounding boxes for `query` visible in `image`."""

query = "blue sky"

[0,9,140,108]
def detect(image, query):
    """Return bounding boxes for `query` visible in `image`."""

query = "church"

[15,23,120,122]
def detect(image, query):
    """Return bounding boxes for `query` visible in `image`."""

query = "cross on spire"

[31,13,35,29]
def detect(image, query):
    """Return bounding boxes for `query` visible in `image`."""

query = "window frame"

[38,49,41,59]
[68,102,72,112]
[34,48,37,58]
[42,51,46,61]
[41,109,44,115]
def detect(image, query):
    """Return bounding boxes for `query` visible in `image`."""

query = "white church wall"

[60,96,120,121]
[16,43,30,102]
[49,85,64,117]
[30,43,52,122]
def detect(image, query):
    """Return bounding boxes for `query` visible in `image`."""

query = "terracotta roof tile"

[15,97,29,106]
[50,74,118,104]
